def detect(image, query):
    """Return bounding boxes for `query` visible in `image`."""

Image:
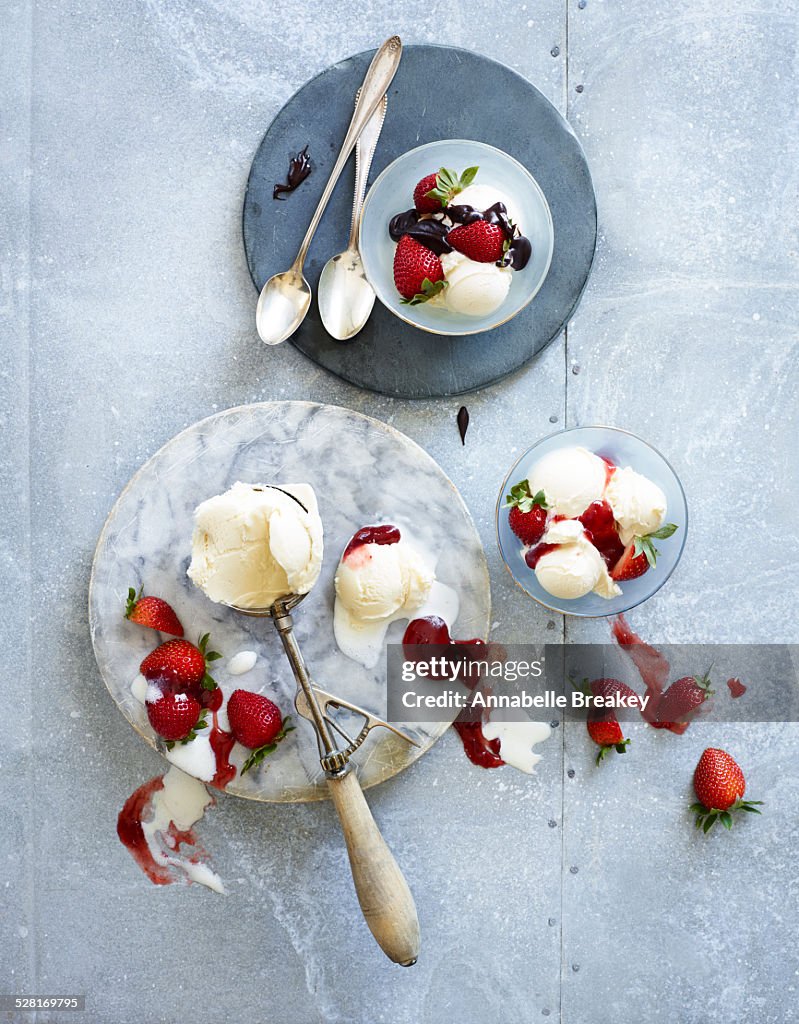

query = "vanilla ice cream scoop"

[436,252,512,317]
[605,466,667,545]
[454,183,520,223]
[533,519,621,601]
[187,482,323,609]
[334,525,457,668]
[527,447,608,518]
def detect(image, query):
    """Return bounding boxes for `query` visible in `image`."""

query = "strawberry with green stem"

[125,587,184,637]
[226,690,295,775]
[413,166,478,213]
[691,747,763,832]
[611,524,679,582]
[140,633,222,698]
[505,480,550,546]
[393,235,446,305]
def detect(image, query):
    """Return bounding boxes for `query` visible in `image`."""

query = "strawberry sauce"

[611,613,670,726]
[579,500,625,568]
[343,524,401,560]
[727,677,747,698]
[117,776,173,885]
[403,617,503,769]
[209,712,236,790]
[525,543,558,569]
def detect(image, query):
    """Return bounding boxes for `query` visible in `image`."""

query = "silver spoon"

[256,37,402,346]
[227,591,421,966]
[317,91,387,340]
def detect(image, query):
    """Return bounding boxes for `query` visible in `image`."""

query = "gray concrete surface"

[1,1,797,1022]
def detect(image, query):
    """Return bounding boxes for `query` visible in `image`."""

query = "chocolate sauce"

[457,406,470,445]
[388,200,532,270]
[273,145,312,200]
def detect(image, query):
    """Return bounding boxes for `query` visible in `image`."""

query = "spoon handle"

[293,36,402,271]
[347,93,388,250]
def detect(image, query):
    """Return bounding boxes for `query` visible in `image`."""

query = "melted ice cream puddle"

[481,720,552,774]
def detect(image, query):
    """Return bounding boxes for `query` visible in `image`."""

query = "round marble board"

[243,43,597,398]
[89,402,491,803]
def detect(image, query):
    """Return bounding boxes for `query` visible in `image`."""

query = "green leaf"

[649,523,678,540]
[205,651,223,662]
[194,720,208,730]
[460,165,479,188]
[720,812,733,830]
[739,804,763,814]
[201,673,217,691]
[402,277,447,306]
[165,740,175,751]
[703,816,716,833]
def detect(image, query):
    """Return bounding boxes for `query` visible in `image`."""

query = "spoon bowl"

[318,251,377,341]
[256,270,311,346]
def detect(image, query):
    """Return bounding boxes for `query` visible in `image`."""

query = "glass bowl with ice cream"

[359,140,554,336]
[496,427,688,617]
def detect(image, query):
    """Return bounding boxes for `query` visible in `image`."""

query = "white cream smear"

[227,650,257,675]
[143,766,224,893]
[481,720,553,774]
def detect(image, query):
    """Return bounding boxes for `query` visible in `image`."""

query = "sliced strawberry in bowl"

[393,235,446,304]
[610,543,650,582]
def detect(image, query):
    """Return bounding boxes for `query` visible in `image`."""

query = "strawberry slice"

[125,588,183,637]
[610,543,650,581]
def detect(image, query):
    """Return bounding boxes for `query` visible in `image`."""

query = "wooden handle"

[326,769,420,965]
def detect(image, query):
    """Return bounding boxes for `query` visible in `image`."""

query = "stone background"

[1,1,797,1021]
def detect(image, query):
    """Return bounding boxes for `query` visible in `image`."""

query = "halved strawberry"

[124,588,183,637]
[610,543,650,581]
[448,220,506,263]
[413,166,478,213]
[505,480,550,545]
[393,235,446,304]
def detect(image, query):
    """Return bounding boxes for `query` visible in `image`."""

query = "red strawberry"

[610,543,650,581]
[393,235,446,304]
[140,633,221,697]
[448,220,506,263]
[505,480,550,545]
[413,165,478,213]
[590,677,641,707]
[145,687,203,743]
[655,671,714,731]
[586,715,630,764]
[124,588,183,637]
[691,748,763,832]
[226,689,295,775]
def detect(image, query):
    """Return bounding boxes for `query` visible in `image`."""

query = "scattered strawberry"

[226,689,295,775]
[140,633,221,697]
[448,220,506,263]
[145,687,204,744]
[413,165,478,213]
[691,748,763,832]
[586,715,630,764]
[589,677,641,707]
[393,235,446,304]
[655,670,714,731]
[124,587,183,637]
[505,480,550,545]
[610,543,650,581]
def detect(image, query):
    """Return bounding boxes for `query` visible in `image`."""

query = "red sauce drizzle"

[343,524,401,560]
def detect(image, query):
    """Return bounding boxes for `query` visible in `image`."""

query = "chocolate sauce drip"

[457,406,470,445]
[273,145,312,200]
[388,199,532,270]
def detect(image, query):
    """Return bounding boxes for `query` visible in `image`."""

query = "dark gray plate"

[243,44,596,398]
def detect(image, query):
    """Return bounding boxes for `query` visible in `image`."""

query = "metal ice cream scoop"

[228,590,421,966]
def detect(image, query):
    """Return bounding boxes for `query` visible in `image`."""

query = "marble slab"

[89,401,490,801]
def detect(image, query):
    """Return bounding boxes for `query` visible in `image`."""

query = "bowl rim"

[494,424,689,618]
[359,138,555,337]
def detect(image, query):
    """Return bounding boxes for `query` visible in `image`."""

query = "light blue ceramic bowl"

[496,426,688,617]
[359,140,554,337]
